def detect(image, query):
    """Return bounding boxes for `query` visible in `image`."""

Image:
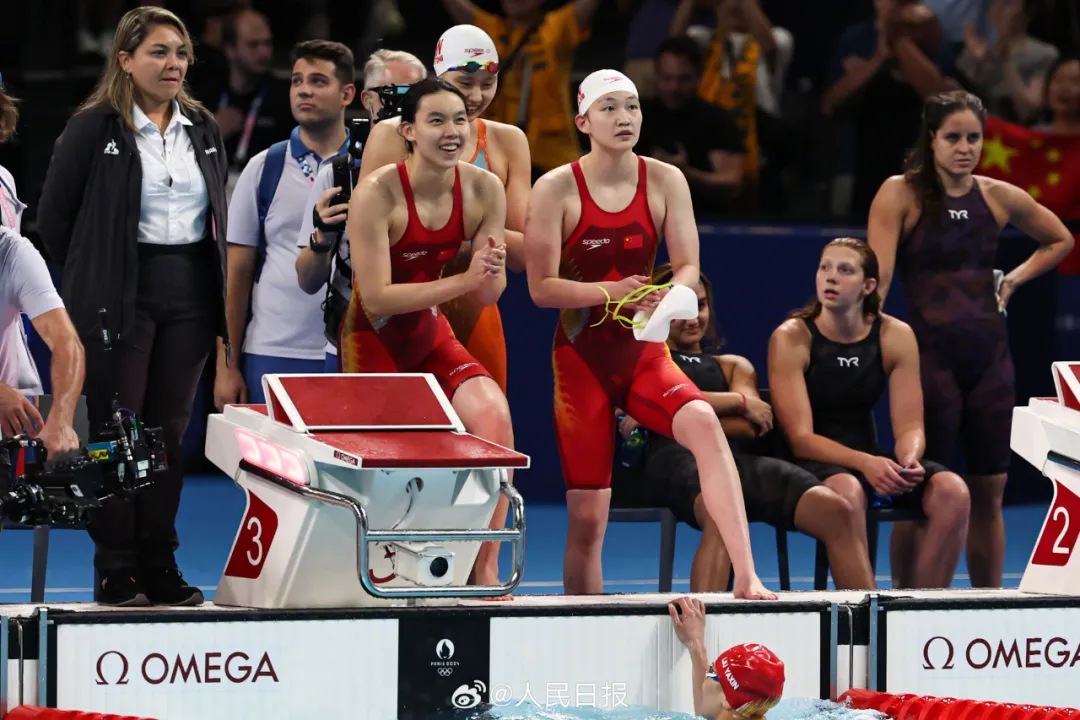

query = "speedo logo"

[449,362,478,376]
[663,383,690,398]
[402,250,427,261]
[582,238,610,250]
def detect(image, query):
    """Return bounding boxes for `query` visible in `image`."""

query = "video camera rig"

[0,309,167,529]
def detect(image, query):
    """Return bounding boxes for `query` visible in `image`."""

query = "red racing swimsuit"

[553,156,705,490]
[338,162,491,398]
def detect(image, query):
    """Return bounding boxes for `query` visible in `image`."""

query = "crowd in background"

[0,0,1077,232]
[0,0,1078,605]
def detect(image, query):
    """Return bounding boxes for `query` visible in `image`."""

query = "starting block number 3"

[1031,479,1080,567]
[224,492,280,579]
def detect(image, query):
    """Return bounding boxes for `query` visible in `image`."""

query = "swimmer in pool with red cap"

[669,596,785,719]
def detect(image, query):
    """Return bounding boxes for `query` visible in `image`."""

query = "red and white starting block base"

[203,373,530,608]
[1012,362,1080,596]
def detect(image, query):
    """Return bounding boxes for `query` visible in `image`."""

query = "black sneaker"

[97,571,150,607]
[142,567,204,606]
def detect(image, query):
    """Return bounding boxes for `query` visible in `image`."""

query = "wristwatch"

[309,231,332,254]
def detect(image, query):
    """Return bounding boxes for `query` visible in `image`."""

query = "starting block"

[203,373,530,608]
[1012,362,1080,596]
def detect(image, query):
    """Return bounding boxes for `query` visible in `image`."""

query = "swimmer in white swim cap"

[670,597,786,719]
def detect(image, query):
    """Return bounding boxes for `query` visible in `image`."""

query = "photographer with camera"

[214,41,363,409]
[295,49,426,371]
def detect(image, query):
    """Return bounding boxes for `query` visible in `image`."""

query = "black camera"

[374,84,410,122]
[329,116,370,209]
[0,308,167,529]
[0,409,167,528]
[318,116,372,345]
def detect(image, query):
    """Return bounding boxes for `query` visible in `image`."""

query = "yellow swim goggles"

[591,283,674,330]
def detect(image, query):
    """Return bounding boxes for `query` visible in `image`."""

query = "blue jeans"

[241,354,327,405]
[324,352,339,373]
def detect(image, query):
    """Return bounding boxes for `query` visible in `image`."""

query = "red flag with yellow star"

[980,115,1080,273]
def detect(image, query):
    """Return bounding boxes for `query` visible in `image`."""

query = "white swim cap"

[576,69,639,117]
[434,25,500,77]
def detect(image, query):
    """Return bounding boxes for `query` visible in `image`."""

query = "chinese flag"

[624,234,643,249]
[979,115,1080,274]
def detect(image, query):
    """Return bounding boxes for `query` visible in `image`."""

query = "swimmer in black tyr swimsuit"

[769,238,971,590]
[613,264,876,591]
[868,90,1074,588]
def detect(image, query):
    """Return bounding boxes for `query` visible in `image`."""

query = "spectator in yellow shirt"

[441,0,603,176]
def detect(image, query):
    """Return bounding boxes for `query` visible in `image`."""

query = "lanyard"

[297,154,316,186]
[0,184,15,230]
[221,84,268,164]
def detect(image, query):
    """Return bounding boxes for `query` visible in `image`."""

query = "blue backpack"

[253,141,357,283]
[252,140,290,284]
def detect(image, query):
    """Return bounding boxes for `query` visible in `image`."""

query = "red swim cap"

[713,644,786,718]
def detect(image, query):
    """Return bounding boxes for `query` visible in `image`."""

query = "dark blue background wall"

[29,223,1067,507]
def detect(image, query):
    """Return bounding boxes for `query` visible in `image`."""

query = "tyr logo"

[838,357,859,368]
[948,209,969,220]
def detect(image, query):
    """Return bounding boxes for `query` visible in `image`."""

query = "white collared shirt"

[132,100,210,245]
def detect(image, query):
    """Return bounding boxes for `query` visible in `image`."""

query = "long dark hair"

[902,90,987,223]
[1042,55,1080,122]
[652,264,725,352]
[789,238,882,321]
[0,84,18,144]
[399,78,467,153]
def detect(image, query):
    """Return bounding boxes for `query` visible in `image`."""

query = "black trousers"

[84,241,218,573]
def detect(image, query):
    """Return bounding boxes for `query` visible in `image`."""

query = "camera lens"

[429,556,449,578]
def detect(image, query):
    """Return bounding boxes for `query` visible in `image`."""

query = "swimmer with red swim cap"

[670,597,785,719]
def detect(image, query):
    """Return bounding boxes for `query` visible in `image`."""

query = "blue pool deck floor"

[0,474,1049,603]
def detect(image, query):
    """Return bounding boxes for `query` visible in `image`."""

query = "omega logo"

[95,650,280,686]
[922,635,1080,670]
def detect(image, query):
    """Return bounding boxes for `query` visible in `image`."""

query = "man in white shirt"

[294,49,427,371]
[0,227,84,465]
[215,40,361,408]
[0,162,46,403]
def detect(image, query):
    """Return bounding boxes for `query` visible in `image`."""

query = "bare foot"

[477,593,514,602]
[469,567,513,601]
[734,573,778,600]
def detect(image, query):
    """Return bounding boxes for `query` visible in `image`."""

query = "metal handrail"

[237,462,526,599]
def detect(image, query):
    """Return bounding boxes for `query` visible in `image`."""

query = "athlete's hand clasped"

[467,235,508,293]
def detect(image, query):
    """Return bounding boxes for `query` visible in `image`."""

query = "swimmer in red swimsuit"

[524,69,774,600]
[340,78,515,595]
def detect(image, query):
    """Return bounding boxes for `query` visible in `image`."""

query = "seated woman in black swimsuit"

[768,237,970,589]
[613,264,876,592]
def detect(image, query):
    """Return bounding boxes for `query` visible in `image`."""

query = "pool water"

[451,698,887,720]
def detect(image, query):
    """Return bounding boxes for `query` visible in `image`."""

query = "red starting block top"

[235,373,529,468]
[312,430,529,469]
[263,374,458,431]
[1055,363,1080,412]
[235,406,527,469]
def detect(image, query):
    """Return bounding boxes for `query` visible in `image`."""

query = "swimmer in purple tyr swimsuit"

[867,90,1075,589]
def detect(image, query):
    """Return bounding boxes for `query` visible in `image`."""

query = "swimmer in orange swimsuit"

[524,69,773,600]
[357,24,531,591]
[340,79,515,595]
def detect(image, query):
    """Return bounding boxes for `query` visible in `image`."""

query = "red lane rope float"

[839,689,1080,720]
[4,707,159,720]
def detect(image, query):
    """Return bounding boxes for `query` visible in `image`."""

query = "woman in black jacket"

[38,6,229,607]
